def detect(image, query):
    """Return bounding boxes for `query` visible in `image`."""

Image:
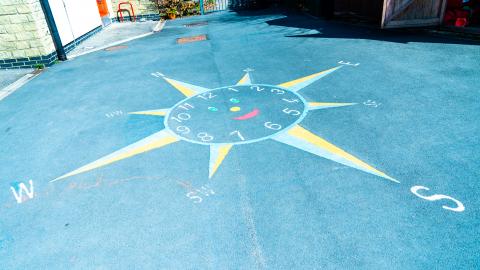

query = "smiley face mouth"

[233,108,260,120]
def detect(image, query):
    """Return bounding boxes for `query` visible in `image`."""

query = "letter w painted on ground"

[10,180,34,204]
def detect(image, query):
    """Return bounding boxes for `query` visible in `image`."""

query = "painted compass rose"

[52,66,398,183]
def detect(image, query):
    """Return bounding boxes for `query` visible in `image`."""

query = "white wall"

[106,0,114,17]
[48,0,102,45]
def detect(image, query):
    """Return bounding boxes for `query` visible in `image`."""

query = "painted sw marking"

[52,65,397,185]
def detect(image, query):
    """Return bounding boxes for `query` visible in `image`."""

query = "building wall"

[0,0,56,66]
[48,0,102,45]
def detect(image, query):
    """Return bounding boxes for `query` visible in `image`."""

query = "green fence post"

[200,0,205,15]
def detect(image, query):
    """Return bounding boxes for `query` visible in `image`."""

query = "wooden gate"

[381,0,448,28]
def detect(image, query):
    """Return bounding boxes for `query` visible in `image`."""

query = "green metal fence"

[200,0,230,14]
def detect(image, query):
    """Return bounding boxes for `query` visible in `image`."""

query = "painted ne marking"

[151,72,165,78]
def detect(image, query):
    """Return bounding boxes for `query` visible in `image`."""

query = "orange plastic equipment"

[96,0,109,17]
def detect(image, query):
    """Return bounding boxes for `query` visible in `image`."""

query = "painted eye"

[208,107,218,112]
[230,98,240,104]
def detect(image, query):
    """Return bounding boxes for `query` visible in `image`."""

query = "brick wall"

[0,0,56,62]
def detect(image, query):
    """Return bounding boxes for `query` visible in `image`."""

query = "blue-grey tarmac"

[0,9,479,269]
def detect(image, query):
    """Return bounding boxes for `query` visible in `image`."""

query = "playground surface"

[0,9,479,269]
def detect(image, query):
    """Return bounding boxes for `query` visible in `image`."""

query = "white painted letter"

[10,180,34,204]
[411,185,464,212]
[151,72,164,78]
[186,192,202,203]
[338,60,360,67]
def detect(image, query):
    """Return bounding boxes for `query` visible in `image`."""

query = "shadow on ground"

[221,8,480,45]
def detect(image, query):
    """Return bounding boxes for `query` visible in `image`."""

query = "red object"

[443,6,471,26]
[455,17,468,26]
[117,2,135,22]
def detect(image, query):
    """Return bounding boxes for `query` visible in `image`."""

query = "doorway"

[303,0,476,32]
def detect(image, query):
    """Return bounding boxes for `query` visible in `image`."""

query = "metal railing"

[200,0,229,14]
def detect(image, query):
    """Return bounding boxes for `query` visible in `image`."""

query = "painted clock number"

[178,102,194,110]
[230,130,245,141]
[176,126,190,134]
[282,98,299,103]
[251,85,265,92]
[282,108,301,116]
[197,92,217,100]
[264,122,282,130]
[271,88,285,95]
[197,132,214,142]
[170,112,191,123]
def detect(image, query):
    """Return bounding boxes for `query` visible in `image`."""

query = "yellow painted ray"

[308,102,356,110]
[51,129,179,182]
[236,73,252,85]
[209,144,233,179]
[272,125,398,183]
[129,109,169,116]
[163,77,210,97]
[278,66,343,92]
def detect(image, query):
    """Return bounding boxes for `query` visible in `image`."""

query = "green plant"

[152,0,199,18]
[154,0,181,17]
[34,64,45,70]
[167,7,177,14]
[181,1,199,16]
[204,0,215,11]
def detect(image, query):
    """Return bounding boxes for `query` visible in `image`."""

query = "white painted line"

[68,32,154,59]
[0,71,41,102]
[153,20,166,32]
[69,20,166,59]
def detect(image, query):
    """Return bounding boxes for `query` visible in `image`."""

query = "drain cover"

[104,45,128,51]
[177,34,207,44]
[184,21,208,27]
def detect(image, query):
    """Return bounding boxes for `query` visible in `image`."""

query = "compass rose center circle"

[165,84,307,145]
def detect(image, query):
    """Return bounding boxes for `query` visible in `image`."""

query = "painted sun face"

[165,84,307,144]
